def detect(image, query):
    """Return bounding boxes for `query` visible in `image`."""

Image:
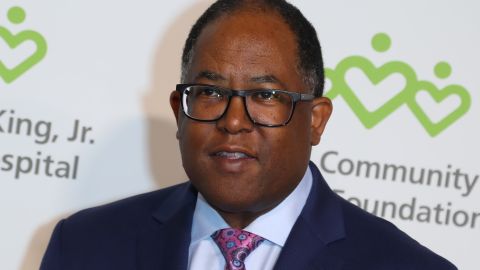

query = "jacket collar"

[136,183,197,270]
[273,161,346,270]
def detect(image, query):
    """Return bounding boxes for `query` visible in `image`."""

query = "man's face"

[171,10,331,226]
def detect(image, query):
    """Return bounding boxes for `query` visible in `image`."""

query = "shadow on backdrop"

[19,2,210,269]
[143,1,212,188]
[19,216,62,270]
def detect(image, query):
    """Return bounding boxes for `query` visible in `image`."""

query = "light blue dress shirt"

[188,167,313,270]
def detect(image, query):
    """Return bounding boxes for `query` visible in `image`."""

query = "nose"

[216,96,254,134]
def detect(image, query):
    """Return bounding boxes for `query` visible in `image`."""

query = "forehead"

[187,10,303,89]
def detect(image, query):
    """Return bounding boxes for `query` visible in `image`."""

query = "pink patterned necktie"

[211,228,265,270]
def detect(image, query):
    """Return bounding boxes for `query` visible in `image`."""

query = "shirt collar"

[190,167,313,247]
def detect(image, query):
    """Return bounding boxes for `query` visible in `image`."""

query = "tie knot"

[211,228,265,270]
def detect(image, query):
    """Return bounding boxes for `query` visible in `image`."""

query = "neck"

[215,206,274,229]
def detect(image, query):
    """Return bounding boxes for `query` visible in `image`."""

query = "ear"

[170,91,181,139]
[170,91,181,122]
[310,97,332,145]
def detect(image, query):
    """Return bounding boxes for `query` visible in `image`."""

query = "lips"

[215,151,253,159]
[209,145,257,160]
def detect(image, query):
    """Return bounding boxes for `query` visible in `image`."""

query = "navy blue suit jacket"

[40,162,457,270]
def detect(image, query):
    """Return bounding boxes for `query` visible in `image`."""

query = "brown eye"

[254,91,279,101]
[198,87,223,98]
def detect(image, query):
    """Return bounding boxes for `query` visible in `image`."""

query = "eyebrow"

[250,75,280,84]
[194,71,227,82]
[250,75,287,89]
[194,71,287,89]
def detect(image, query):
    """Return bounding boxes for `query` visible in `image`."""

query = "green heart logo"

[0,7,47,84]
[407,81,471,137]
[325,33,471,136]
[325,55,417,128]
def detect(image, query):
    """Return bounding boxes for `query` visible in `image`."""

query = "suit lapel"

[136,183,197,270]
[273,162,346,270]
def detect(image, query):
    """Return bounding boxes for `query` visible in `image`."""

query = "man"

[41,0,457,269]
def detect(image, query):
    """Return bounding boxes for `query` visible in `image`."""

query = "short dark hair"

[181,0,325,97]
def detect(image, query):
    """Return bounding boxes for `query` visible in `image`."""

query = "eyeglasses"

[176,84,315,127]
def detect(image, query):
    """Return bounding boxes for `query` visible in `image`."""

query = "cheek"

[259,125,309,167]
[283,107,311,143]
[277,107,312,164]
[177,120,210,163]
[259,105,312,153]
[179,118,204,143]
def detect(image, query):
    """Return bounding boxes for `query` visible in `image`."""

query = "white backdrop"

[0,1,478,269]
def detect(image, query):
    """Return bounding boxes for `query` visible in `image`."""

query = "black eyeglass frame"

[176,83,316,127]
